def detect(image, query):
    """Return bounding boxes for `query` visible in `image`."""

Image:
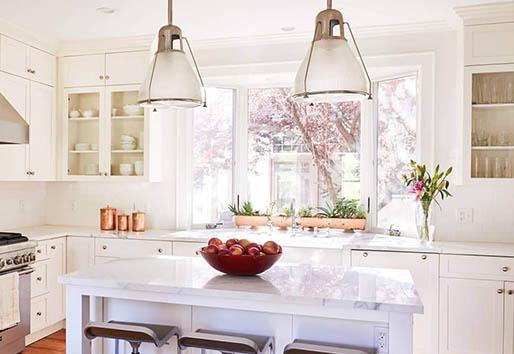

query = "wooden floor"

[23,330,66,354]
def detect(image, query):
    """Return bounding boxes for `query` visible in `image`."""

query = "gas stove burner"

[0,232,29,246]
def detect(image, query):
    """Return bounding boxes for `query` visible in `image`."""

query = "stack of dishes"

[120,135,136,150]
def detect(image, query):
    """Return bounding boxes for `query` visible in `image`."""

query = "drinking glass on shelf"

[471,132,478,146]
[472,155,482,178]
[480,76,491,104]
[497,77,507,104]
[507,81,514,104]
[484,156,494,178]
[505,159,513,178]
[494,157,505,178]
[477,130,489,146]
[498,131,511,146]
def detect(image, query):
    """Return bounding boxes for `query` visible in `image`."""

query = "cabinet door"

[46,238,66,324]
[0,72,28,179]
[60,55,105,87]
[29,47,56,86]
[105,51,148,85]
[66,237,94,273]
[439,278,504,354]
[505,282,514,354]
[28,82,55,180]
[0,35,29,79]
[351,250,439,354]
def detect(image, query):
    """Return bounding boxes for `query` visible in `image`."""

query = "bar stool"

[179,329,274,354]
[284,339,371,354]
[84,320,180,354]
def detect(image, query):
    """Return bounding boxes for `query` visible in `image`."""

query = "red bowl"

[199,251,282,276]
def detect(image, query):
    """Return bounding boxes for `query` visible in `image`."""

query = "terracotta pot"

[298,217,366,231]
[234,215,269,228]
[270,216,291,230]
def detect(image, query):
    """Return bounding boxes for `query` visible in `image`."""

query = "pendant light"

[138,0,206,108]
[293,0,372,103]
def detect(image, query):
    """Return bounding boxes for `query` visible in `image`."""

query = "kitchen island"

[60,256,422,354]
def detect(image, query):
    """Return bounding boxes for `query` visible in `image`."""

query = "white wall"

[0,182,47,229]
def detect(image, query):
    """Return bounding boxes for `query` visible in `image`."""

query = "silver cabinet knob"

[99,75,104,80]
[50,245,56,250]
[158,248,163,254]
[105,75,110,80]
[503,267,509,272]
[498,289,504,294]
[509,290,513,295]
[102,245,107,250]
[36,276,42,281]
[363,252,368,257]
[421,255,427,260]
[36,312,42,316]
[37,249,42,254]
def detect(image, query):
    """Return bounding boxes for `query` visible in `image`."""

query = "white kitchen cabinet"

[505,282,514,354]
[351,250,439,354]
[0,71,28,180]
[67,237,94,273]
[62,85,161,181]
[464,23,514,66]
[27,81,55,180]
[105,51,148,85]
[60,54,106,87]
[30,295,48,333]
[439,277,504,354]
[29,47,56,87]
[172,241,204,257]
[0,35,29,79]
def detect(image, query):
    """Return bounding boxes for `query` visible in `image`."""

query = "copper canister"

[117,214,130,232]
[132,211,146,232]
[100,206,116,231]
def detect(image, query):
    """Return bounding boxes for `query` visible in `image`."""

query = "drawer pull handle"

[158,248,163,253]
[509,290,514,295]
[36,277,42,281]
[36,312,42,316]
[498,289,504,294]
[362,252,368,257]
[37,249,42,254]
[102,245,107,250]
[51,245,56,250]
[421,255,427,260]
[503,267,509,272]
[99,75,104,80]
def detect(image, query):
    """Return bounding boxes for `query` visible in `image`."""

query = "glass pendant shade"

[294,38,368,103]
[293,2,371,103]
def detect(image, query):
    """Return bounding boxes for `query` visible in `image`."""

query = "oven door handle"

[18,267,34,276]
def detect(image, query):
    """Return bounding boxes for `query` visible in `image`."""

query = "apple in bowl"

[198,238,282,276]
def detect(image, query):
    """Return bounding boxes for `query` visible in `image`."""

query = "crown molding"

[0,18,58,54]
[454,2,514,26]
[57,20,454,57]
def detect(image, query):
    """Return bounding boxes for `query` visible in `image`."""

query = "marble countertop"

[59,256,423,314]
[11,225,514,257]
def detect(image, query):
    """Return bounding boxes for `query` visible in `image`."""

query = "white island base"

[61,257,423,354]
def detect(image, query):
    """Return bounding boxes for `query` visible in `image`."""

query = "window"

[192,88,235,225]
[375,75,418,231]
[247,88,361,212]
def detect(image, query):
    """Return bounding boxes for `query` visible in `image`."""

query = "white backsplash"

[0,182,46,229]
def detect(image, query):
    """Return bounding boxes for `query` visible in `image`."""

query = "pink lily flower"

[408,181,424,201]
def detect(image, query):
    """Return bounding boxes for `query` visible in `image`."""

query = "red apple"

[226,238,239,248]
[277,245,282,254]
[238,239,251,249]
[247,242,262,251]
[259,252,267,256]
[204,245,219,254]
[262,241,280,255]
[208,237,223,247]
[218,249,229,256]
[247,247,261,256]
[217,244,228,251]
[229,244,244,256]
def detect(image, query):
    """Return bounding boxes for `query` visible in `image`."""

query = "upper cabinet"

[0,35,56,87]
[464,23,514,66]
[60,51,148,88]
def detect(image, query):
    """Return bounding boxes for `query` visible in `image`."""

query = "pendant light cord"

[327,0,332,9]
[168,0,173,25]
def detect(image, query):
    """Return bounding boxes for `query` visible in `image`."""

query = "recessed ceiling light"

[96,7,116,15]
[281,26,296,32]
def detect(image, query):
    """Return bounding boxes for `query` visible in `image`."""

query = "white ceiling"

[0,0,507,43]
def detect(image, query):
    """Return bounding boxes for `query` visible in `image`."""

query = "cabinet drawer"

[31,262,48,297]
[31,295,48,333]
[441,254,514,280]
[34,243,48,262]
[172,241,204,257]
[95,238,172,258]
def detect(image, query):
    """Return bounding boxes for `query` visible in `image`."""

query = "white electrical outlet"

[456,208,473,224]
[374,327,389,354]
[19,200,25,212]
[71,200,78,212]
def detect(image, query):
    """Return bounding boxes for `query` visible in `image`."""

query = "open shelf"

[472,103,514,109]
[69,117,100,121]
[111,149,144,154]
[472,146,514,150]
[111,115,144,120]
[68,150,99,154]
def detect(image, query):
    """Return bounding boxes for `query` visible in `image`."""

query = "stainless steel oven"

[0,266,33,353]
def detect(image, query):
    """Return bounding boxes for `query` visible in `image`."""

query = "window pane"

[376,75,417,231]
[192,88,234,224]
[248,88,361,212]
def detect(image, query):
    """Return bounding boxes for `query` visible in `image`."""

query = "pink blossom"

[408,181,424,201]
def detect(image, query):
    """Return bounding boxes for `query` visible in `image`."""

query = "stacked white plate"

[120,135,136,150]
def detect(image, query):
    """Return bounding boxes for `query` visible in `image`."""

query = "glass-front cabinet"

[63,85,161,181]
[464,64,514,183]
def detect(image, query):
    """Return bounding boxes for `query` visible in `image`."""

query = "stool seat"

[179,329,274,354]
[84,320,180,347]
[284,339,371,354]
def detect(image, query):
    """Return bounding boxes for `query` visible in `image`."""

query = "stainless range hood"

[0,93,28,144]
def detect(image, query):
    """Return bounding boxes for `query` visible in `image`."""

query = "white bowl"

[119,163,134,176]
[81,109,97,118]
[120,134,136,141]
[134,160,144,176]
[123,104,143,116]
[69,110,81,118]
[74,143,90,151]
[120,145,136,151]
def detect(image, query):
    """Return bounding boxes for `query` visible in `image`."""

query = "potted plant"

[228,201,268,228]
[271,207,293,230]
[296,206,326,229]
[299,198,367,231]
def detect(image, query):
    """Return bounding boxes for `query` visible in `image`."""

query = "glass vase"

[415,201,433,243]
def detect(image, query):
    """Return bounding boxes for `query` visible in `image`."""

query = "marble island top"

[59,256,423,314]
[13,224,514,257]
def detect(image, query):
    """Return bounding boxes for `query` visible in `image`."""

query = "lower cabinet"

[30,237,66,335]
[351,250,439,354]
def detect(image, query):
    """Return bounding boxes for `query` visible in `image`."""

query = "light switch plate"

[456,208,473,224]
